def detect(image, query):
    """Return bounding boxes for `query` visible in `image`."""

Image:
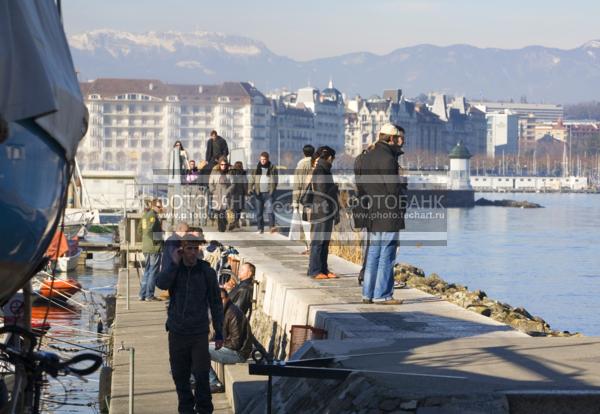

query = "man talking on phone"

[157,234,224,414]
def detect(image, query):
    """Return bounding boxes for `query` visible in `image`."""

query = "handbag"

[298,181,314,222]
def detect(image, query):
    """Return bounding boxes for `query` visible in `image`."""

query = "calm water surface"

[400,192,600,335]
[39,268,116,413]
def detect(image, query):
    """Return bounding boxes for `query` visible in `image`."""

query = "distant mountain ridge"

[68,29,600,103]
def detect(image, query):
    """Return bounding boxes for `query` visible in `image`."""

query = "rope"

[43,335,108,355]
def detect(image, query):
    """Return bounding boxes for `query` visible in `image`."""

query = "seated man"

[209,288,253,393]
[228,262,255,317]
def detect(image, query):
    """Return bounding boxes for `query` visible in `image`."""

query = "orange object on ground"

[38,278,81,299]
[45,231,69,259]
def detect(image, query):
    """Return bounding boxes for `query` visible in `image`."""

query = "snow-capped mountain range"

[69,29,600,102]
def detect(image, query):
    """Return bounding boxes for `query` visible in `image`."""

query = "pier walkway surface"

[109,268,232,414]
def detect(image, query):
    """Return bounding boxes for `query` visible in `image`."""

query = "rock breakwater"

[394,263,578,337]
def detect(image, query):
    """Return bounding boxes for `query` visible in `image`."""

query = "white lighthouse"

[448,141,473,190]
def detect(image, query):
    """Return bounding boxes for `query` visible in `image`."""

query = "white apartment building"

[472,102,564,122]
[344,90,487,158]
[78,79,271,177]
[295,81,345,153]
[266,82,345,167]
[485,110,519,158]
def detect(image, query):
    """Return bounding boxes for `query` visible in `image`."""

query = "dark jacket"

[229,279,253,317]
[205,135,229,166]
[310,158,339,222]
[249,162,278,194]
[361,141,406,232]
[228,169,248,212]
[223,301,253,359]
[156,259,223,339]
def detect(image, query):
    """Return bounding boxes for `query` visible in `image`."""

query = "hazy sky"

[64,0,600,61]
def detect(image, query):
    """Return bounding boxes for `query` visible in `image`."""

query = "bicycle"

[0,325,102,414]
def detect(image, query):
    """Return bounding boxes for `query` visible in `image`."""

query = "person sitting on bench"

[209,288,253,393]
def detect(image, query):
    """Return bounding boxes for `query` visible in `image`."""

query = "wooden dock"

[109,268,232,414]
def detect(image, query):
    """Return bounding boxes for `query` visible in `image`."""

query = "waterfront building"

[430,94,488,156]
[485,110,519,158]
[473,101,564,154]
[267,82,345,166]
[345,91,486,158]
[78,78,271,177]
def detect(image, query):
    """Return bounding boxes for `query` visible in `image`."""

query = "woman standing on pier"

[168,140,190,184]
[306,146,339,279]
[209,156,233,232]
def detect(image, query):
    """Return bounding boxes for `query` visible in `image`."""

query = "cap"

[379,123,401,136]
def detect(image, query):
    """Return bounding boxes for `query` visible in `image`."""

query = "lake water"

[399,192,600,336]
[39,268,116,413]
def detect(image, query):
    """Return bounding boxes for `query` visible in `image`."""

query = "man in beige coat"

[291,145,315,253]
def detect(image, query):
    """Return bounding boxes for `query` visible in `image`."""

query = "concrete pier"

[108,228,600,413]
[109,268,232,414]
[200,230,600,413]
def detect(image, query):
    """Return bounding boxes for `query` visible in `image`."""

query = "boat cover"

[0,0,88,160]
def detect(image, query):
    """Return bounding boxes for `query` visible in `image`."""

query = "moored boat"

[38,278,82,300]
[56,248,82,273]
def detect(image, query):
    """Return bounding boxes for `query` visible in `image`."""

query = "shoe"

[138,297,145,301]
[394,280,406,289]
[313,273,329,280]
[362,299,373,304]
[374,298,403,305]
[270,227,278,234]
[326,273,338,279]
[256,229,264,234]
[145,296,161,302]
[300,250,310,256]
[210,383,225,394]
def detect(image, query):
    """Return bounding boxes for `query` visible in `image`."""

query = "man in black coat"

[156,235,224,413]
[307,146,339,279]
[359,124,406,305]
[205,130,229,169]
[229,262,255,317]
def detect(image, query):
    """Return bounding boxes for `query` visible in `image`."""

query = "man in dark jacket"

[249,152,278,234]
[360,124,406,305]
[208,288,253,393]
[156,236,224,414]
[308,146,339,279]
[205,130,229,169]
[229,262,255,317]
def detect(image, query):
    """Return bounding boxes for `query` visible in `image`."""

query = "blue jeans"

[362,232,398,301]
[254,192,274,231]
[308,219,333,277]
[139,253,161,300]
[208,344,246,385]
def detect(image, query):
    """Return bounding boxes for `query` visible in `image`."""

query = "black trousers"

[216,209,227,232]
[168,332,213,414]
[308,219,333,277]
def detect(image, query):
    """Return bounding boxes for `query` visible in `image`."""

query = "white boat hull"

[57,248,82,273]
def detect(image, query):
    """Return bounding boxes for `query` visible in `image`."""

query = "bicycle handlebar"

[0,326,102,377]
[59,352,103,376]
